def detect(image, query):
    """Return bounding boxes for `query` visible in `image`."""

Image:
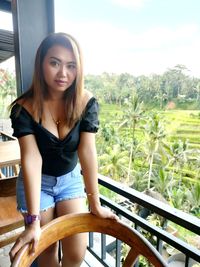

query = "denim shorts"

[16,164,86,213]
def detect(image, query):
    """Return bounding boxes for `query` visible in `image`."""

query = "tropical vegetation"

[1,65,200,217]
[1,65,200,261]
[84,64,200,219]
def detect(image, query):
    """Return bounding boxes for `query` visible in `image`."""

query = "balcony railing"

[85,174,200,266]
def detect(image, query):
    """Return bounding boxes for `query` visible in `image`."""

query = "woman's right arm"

[9,134,42,261]
[19,134,42,214]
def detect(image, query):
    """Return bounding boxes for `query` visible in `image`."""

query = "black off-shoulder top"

[10,97,99,176]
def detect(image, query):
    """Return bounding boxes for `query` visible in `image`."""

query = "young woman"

[9,32,117,267]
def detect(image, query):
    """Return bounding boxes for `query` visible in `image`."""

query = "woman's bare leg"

[56,198,87,267]
[37,207,60,267]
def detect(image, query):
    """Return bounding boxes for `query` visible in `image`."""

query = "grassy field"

[161,110,200,147]
[99,103,200,148]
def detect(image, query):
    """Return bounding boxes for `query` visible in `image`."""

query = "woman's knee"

[63,248,86,264]
[62,234,87,263]
[40,241,59,256]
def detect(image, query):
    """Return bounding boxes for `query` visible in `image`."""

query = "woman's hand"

[9,222,41,263]
[90,202,119,221]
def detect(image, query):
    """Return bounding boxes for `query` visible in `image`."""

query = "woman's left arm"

[78,132,117,220]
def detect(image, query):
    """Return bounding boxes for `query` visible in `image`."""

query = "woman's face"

[42,45,77,95]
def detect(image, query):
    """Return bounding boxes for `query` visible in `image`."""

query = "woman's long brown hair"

[10,32,84,128]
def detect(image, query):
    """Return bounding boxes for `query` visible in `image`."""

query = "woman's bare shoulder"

[17,98,33,114]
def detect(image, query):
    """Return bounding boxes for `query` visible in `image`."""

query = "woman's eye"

[67,64,76,70]
[50,61,59,67]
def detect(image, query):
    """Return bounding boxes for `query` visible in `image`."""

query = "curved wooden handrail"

[0,176,24,248]
[12,213,168,267]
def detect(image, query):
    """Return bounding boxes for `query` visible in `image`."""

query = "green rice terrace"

[96,101,200,256]
[99,103,199,201]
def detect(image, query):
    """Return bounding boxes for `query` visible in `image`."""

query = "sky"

[1,0,200,77]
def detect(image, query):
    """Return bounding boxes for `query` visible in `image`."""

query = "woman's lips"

[55,80,67,86]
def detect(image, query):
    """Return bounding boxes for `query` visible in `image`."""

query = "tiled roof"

[0,0,13,63]
[0,29,14,63]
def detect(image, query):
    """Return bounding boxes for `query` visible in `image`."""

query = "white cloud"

[135,24,199,49]
[56,18,200,77]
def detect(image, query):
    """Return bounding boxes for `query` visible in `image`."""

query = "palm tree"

[96,121,121,155]
[185,183,200,217]
[141,113,167,189]
[119,93,144,184]
[152,167,175,198]
[98,144,129,182]
[167,139,190,182]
